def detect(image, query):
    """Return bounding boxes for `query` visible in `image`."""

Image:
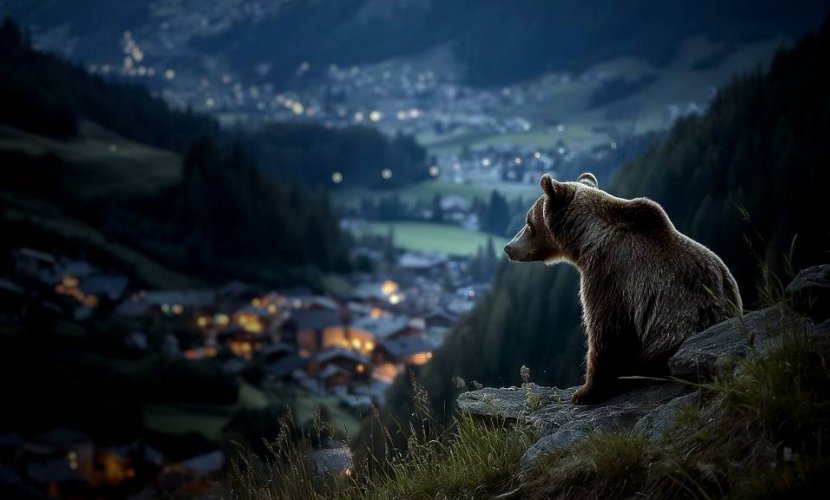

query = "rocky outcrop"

[457,268,830,469]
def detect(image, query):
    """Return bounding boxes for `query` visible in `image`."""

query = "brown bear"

[504,173,742,404]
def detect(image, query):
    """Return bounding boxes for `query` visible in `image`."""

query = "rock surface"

[457,265,830,469]
[458,382,689,467]
[669,306,830,380]
[668,306,782,379]
[786,264,830,320]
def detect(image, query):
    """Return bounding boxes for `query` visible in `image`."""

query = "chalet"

[282,308,346,354]
[307,348,371,383]
[216,326,264,360]
[349,315,422,345]
[353,280,401,303]
[374,336,434,366]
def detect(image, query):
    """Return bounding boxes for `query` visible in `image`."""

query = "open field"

[143,383,272,442]
[333,179,538,210]
[0,120,181,198]
[143,403,236,442]
[357,221,507,256]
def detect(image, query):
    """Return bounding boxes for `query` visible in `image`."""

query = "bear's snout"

[504,244,516,260]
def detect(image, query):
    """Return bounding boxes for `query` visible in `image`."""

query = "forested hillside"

[245,123,427,188]
[0,19,350,286]
[375,16,830,434]
[0,17,426,188]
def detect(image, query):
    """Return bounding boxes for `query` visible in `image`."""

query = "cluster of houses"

[6,246,469,403]
[1,245,484,496]
[0,428,223,498]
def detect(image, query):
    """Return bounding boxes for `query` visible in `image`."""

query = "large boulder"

[668,306,830,380]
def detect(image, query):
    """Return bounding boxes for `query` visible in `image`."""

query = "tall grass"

[218,376,534,499]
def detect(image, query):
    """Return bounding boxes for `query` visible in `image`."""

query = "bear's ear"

[540,174,559,197]
[577,172,598,188]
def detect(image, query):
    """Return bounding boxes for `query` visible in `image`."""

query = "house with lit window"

[374,336,434,366]
[281,308,347,355]
[306,348,371,385]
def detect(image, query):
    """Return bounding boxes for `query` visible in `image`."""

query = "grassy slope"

[0,120,182,198]
[143,382,271,442]
[0,120,199,289]
[358,221,508,256]
[294,391,363,438]
[333,179,538,209]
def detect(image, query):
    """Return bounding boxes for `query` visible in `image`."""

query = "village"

[0,242,486,497]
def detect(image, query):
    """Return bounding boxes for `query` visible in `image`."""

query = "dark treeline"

[245,123,427,188]
[369,16,830,447]
[89,138,352,284]
[0,19,217,149]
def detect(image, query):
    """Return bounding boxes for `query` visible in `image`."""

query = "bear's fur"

[504,173,742,404]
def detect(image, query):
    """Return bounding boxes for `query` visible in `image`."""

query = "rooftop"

[379,336,434,359]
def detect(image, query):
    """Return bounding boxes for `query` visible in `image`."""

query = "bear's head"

[503,172,598,263]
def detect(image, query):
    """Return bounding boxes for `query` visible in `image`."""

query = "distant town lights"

[481,158,491,167]
[514,157,522,165]
[381,168,393,180]
[205,97,216,108]
[332,172,344,184]
[164,69,176,80]
[369,110,383,122]
[291,102,305,115]
[428,166,440,177]
[611,142,618,149]
[381,280,399,295]
[354,111,365,122]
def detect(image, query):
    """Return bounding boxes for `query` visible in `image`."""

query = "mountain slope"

[4,0,828,87]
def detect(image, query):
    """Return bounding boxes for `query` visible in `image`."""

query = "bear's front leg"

[572,336,616,405]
